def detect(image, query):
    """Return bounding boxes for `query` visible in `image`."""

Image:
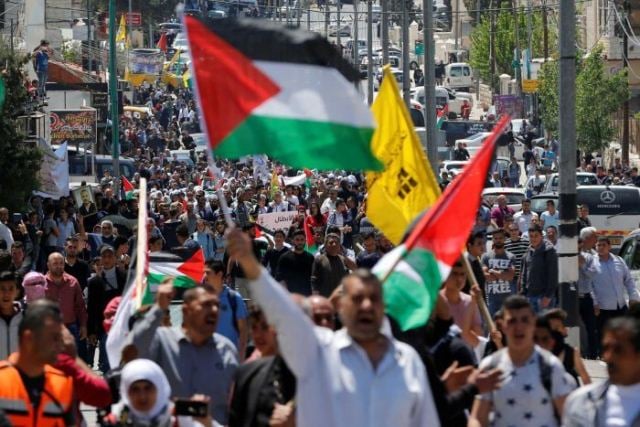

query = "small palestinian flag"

[122,176,135,200]
[142,250,205,305]
[373,116,510,331]
[184,16,382,171]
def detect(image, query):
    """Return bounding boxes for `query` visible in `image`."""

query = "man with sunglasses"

[469,296,575,427]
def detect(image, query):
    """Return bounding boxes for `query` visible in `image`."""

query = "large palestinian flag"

[184,16,382,171]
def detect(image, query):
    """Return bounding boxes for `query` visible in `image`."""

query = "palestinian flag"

[142,250,205,305]
[373,116,510,331]
[436,104,448,130]
[184,16,382,171]
[157,32,168,52]
[122,176,135,200]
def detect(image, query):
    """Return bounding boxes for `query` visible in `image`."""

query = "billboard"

[49,109,97,145]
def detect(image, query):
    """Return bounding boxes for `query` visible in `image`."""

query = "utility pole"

[475,0,480,97]
[337,0,342,51]
[307,7,311,30]
[354,0,359,67]
[623,0,630,165]
[367,0,374,104]
[542,0,548,61]
[109,0,120,190]
[128,0,132,46]
[325,2,329,37]
[513,1,522,118]
[381,0,389,63]
[526,0,532,74]
[454,0,459,50]
[558,0,579,330]
[149,22,153,48]
[87,0,92,75]
[10,19,13,56]
[402,0,410,106]
[423,0,438,172]
[489,0,495,92]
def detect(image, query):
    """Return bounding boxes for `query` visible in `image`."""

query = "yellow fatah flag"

[366,66,441,245]
[116,14,127,43]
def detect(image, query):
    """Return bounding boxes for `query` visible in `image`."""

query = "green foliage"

[537,59,559,135]
[0,44,43,212]
[537,45,629,152]
[469,4,556,88]
[576,46,629,152]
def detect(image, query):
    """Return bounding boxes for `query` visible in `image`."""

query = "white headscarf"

[120,359,172,422]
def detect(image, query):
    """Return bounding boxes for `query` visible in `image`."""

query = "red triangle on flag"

[122,175,135,192]
[405,115,510,267]
[157,32,168,52]
[184,16,280,147]
[177,249,205,283]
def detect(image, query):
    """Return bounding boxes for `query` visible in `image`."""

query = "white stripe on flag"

[252,61,373,128]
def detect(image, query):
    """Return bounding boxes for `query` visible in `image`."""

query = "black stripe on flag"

[188,17,361,83]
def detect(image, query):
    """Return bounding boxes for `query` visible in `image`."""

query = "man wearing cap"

[321,187,339,215]
[87,244,126,373]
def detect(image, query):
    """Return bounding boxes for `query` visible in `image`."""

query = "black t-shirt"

[276,250,314,296]
[263,247,289,274]
[65,258,91,290]
[17,368,45,409]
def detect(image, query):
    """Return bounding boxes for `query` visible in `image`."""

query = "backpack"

[226,287,240,334]
[486,348,560,423]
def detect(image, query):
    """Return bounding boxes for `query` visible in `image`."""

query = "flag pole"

[134,177,148,309]
[461,252,495,332]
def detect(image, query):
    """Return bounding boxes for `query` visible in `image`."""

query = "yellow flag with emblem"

[366,66,441,245]
[116,14,127,43]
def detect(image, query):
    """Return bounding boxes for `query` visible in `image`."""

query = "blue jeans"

[66,323,90,364]
[528,295,557,313]
[36,70,47,97]
[98,332,111,374]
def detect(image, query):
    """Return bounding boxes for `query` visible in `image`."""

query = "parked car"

[444,62,473,91]
[542,172,598,193]
[617,229,640,284]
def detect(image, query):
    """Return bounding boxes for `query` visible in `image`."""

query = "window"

[463,67,471,76]
[449,66,462,77]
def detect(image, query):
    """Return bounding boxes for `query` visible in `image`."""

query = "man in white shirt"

[513,199,538,234]
[469,295,575,427]
[226,228,439,427]
[563,315,640,426]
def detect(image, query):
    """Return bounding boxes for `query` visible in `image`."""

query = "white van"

[444,62,473,91]
[576,186,640,250]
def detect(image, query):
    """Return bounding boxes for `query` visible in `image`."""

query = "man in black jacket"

[87,244,126,373]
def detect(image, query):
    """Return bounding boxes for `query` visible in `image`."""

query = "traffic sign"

[414,41,424,56]
[522,79,539,93]
[125,12,142,26]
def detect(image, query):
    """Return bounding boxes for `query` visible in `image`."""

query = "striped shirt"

[505,237,529,281]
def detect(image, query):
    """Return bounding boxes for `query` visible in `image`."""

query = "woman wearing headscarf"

[102,359,213,427]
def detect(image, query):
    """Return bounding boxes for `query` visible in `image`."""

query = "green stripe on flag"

[381,248,441,331]
[215,115,381,171]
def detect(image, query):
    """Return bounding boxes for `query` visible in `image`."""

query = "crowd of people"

[0,83,637,427]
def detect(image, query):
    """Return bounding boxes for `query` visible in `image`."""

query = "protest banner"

[50,110,97,146]
[34,141,69,199]
[256,211,298,234]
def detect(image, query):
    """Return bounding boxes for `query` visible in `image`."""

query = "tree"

[469,4,556,88]
[0,45,43,212]
[537,45,629,152]
[576,46,629,152]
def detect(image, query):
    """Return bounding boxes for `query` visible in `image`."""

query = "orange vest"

[0,360,74,427]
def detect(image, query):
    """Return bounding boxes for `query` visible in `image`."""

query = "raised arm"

[226,228,319,380]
